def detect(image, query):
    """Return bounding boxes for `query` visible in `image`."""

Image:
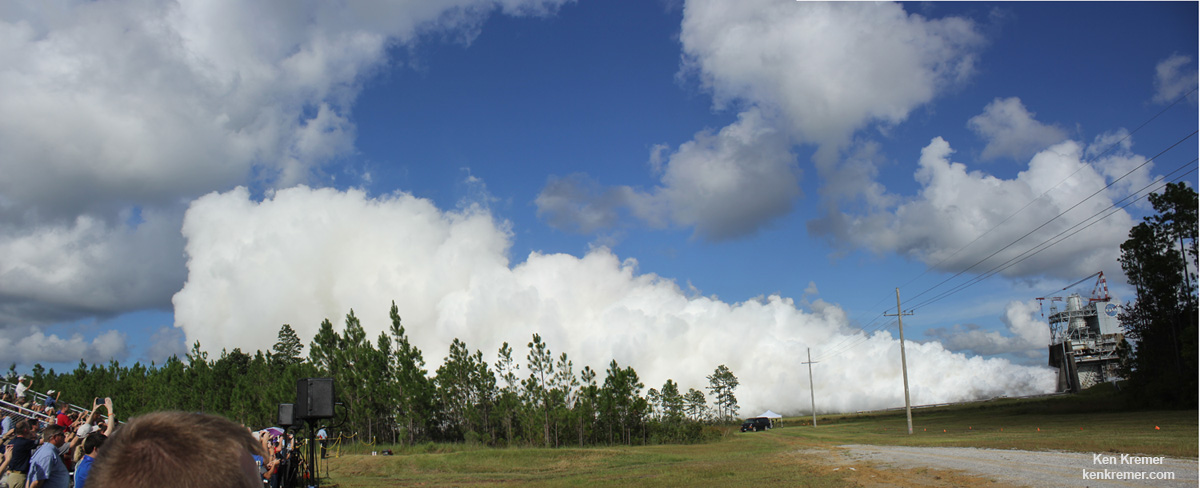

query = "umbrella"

[261,427,284,438]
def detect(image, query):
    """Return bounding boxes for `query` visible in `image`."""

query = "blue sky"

[1,1,1196,413]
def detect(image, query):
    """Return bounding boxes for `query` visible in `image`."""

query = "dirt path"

[822,444,1199,488]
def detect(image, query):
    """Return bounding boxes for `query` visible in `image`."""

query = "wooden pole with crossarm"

[803,347,817,427]
[885,288,915,435]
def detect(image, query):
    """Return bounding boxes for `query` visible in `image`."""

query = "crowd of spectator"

[1,378,117,488]
[1,376,303,488]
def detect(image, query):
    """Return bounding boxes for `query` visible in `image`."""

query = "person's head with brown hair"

[86,411,264,488]
[15,417,36,436]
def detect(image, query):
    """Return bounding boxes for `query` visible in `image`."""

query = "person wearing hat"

[14,377,29,402]
[43,390,61,409]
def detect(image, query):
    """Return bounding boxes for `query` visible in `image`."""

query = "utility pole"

[885,288,914,435]
[802,347,817,427]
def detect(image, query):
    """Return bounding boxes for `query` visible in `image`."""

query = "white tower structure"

[1040,272,1124,392]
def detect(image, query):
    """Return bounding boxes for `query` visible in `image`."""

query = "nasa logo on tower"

[1105,303,1119,317]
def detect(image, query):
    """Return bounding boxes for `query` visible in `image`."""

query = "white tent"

[754,410,783,427]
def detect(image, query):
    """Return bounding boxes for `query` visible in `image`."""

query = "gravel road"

[837,444,1199,487]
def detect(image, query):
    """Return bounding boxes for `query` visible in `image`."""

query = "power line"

[902,129,1196,310]
[811,283,919,362]
[816,153,1193,361]
[899,86,1198,295]
[812,316,896,363]
[810,91,1197,361]
[908,159,1198,312]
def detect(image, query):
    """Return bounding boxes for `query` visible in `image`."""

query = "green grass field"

[320,386,1197,487]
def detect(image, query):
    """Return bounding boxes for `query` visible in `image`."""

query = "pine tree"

[660,379,683,422]
[684,388,707,421]
[524,334,554,447]
[388,302,433,444]
[272,324,305,364]
[577,366,598,446]
[494,342,520,445]
[706,365,739,422]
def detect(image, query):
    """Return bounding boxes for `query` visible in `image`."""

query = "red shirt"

[57,412,71,427]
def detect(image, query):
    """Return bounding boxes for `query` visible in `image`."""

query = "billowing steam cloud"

[174,186,1054,414]
[0,0,572,337]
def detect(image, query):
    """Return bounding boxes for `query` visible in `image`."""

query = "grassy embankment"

[783,383,1196,458]
[321,384,1197,487]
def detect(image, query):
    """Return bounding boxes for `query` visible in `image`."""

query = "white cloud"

[813,137,1138,281]
[925,300,1049,359]
[637,109,799,240]
[679,0,982,166]
[538,109,798,240]
[0,327,128,366]
[1086,129,1157,212]
[968,97,1069,162]
[0,208,187,326]
[174,185,1053,414]
[1151,54,1198,104]
[0,0,571,328]
[537,1,985,238]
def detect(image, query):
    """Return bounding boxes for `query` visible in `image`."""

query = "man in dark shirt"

[0,419,38,488]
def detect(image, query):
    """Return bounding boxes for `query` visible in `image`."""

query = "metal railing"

[0,398,55,425]
[0,380,114,424]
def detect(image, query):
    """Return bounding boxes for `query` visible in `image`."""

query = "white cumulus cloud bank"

[0,0,571,329]
[0,327,128,366]
[174,186,1053,414]
[537,0,984,240]
[812,136,1141,281]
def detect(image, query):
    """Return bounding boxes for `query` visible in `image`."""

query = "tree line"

[1118,182,1198,406]
[7,301,741,447]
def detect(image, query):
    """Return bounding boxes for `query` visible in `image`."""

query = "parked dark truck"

[740,417,771,432]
